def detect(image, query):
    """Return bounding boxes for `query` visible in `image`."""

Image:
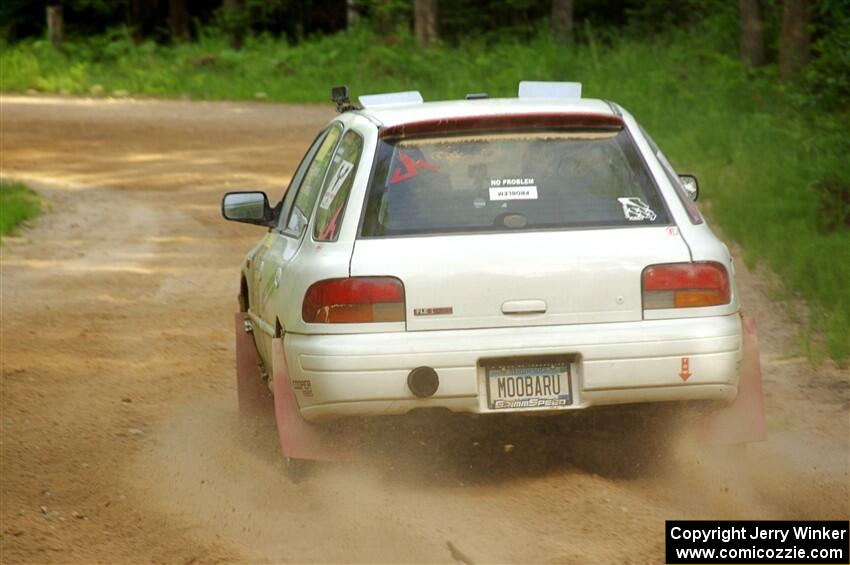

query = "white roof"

[358,97,616,128]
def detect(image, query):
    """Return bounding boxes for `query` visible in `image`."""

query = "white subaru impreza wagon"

[222,82,741,428]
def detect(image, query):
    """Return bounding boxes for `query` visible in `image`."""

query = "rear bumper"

[284,314,742,422]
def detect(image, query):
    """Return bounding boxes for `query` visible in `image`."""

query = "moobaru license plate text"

[487,363,571,409]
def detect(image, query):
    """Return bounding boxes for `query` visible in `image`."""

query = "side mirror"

[678,174,699,202]
[221,191,274,226]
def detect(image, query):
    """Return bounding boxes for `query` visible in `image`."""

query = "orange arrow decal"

[679,357,692,381]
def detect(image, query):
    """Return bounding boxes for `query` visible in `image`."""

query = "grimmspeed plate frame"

[482,356,573,411]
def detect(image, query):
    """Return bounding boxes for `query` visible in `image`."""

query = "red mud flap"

[235,313,352,461]
[699,317,768,445]
[271,337,355,461]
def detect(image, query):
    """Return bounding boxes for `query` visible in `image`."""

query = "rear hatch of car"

[351,114,691,331]
[352,228,689,331]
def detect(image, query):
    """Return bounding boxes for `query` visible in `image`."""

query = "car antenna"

[331,85,359,113]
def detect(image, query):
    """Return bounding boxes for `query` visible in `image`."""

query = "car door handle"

[501,299,547,315]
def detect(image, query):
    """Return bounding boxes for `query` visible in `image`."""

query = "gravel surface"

[1,95,847,563]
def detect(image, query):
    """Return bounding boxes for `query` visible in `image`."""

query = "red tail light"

[642,262,731,309]
[302,277,406,323]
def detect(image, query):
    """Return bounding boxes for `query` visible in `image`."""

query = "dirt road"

[1,96,847,564]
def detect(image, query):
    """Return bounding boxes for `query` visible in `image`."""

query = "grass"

[0,182,41,241]
[1,25,848,362]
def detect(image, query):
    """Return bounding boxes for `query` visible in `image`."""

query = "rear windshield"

[360,128,669,237]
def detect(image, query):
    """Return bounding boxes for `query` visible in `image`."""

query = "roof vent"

[359,90,423,108]
[518,81,582,99]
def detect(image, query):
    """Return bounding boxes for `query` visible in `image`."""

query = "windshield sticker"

[489,177,538,201]
[618,197,657,221]
[390,150,438,185]
[319,160,354,210]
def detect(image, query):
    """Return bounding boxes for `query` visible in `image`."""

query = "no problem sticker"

[489,177,538,201]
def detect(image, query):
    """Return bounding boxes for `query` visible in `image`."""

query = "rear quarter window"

[284,124,342,234]
[314,130,364,241]
[361,127,669,237]
[639,125,704,225]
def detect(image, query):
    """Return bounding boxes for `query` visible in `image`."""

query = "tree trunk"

[46,5,64,48]
[169,0,190,43]
[222,0,244,50]
[126,0,160,43]
[414,0,438,48]
[550,0,574,43]
[126,0,143,42]
[739,0,765,67]
[347,0,359,29]
[370,0,395,38]
[779,0,810,81]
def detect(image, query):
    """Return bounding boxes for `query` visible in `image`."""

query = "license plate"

[486,360,572,410]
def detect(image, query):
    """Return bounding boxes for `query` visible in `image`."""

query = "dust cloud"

[134,395,847,563]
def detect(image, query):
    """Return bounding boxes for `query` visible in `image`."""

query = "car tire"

[282,455,313,483]
[235,312,274,421]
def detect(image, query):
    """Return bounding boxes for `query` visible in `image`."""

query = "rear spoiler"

[337,81,586,113]
[518,81,582,99]
[380,113,624,139]
[359,90,424,109]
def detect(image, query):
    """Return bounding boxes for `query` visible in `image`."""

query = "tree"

[222,0,244,49]
[169,0,190,42]
[739,0,765,67]
[46,5,63,48]
[126,0,155,43]
[550,0,574,43]
[414,0,437,48]
[779,0,810,81]
[347,0,359,29]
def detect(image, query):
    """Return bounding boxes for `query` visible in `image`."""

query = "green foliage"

[1,23,848,362]
[804,0,850,110]
[0,0,128,41]
[0,181,41,241]
[359,0,412,35]
[622,0,734,36]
